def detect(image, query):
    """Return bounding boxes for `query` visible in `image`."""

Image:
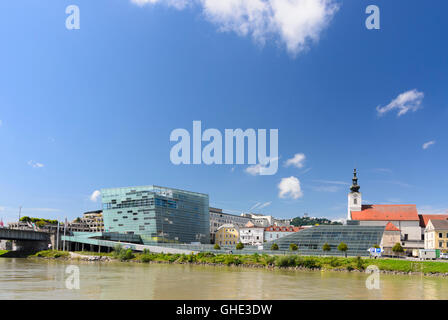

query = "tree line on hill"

[290,216,342,226]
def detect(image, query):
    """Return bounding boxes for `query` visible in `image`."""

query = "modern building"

[239,221,264,246]
[209,207,252,243]
[214,224,239,246]
[424,219,448,250]
[240,213,291,227]
[101,185,210,244]
[69,211,104,232]
[264,225,303,242]
[81,210,104,232]
[263,224,385,256]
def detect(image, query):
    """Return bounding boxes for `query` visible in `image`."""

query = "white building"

[239,221,264,246]
[264,226,303,242]
[209,207,253,243]
[240,213,291,227]
[346,169,423,250]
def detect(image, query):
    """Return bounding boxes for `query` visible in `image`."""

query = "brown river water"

[1,258,448,299]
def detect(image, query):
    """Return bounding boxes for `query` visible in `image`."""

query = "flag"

[0,219,3,227]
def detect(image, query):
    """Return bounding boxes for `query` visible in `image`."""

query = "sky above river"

[0,0,447,222]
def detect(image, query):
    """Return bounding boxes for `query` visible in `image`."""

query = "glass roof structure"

[263,225,385,256]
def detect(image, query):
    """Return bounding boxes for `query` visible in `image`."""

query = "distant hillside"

[291,216,342,226]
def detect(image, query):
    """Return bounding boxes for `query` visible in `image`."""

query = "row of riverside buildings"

[10,170,448,257]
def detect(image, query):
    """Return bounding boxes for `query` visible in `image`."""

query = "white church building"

[346,169,423,250]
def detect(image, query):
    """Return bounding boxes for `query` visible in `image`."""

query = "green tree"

[322,243,331,255]
[373,244,380,249]
[214,244,221,250]
[271,243,279,251]
[392,243,404,257]
[236,242,244,250]
[337,242,348,258]
[289,243,298,251]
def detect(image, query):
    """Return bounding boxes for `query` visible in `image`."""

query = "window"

[354,199,358,205]
[439,233,443,238]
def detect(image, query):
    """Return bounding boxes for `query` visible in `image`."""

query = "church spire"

[350,168,360,192]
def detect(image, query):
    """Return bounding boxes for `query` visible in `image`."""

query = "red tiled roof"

[264,226,302,232]
[385,222,400,231]
[419,214,448,228]
[351,205,419,221]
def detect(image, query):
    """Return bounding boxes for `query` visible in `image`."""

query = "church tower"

[347,169,362,220]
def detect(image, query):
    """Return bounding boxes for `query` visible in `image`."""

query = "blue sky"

[0,0,447,223]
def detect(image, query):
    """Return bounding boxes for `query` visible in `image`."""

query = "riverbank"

[27,249,448,277]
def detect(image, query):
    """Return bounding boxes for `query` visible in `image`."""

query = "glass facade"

[263,225,385,256]
[101,185,210,244]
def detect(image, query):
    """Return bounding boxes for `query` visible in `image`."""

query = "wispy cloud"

[131,0,340,56]
[375,180,413,188]
[27,160,44,168]
[258,201,272,209]
[311,185,340,192]
[249,201,272,211]
[245,157,278,175]
[249,202,262,210]
[422,140,436,150]
[278,176,303,199]
[376,89,424,117]
[90,190,101,202]
[284,153,306,168]
[373,168,393,174]
[418,205,448,215]
[312,179,349,185]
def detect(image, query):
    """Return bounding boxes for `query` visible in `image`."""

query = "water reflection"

[0,258,447,300]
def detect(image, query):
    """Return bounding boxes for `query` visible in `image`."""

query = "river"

[1,258,447,299]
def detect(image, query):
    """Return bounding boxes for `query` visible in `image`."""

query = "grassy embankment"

[31,249,448,274]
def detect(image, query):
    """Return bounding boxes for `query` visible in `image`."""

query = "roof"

[264,226,302,232]
[428,219,448,230]
[384,222,400,232]
[216,223,237,230]
[351,205,419,221]
[419,214,448,228]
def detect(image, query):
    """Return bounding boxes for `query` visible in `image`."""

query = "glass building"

[101,185,210,244]
[263,225,385,256]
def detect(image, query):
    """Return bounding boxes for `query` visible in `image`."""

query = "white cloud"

[131,0,339,55]
[422,140,436,150]
[285,153,306,168]
[245,157,278,175]
[278,176,303,199]
[131,0,189,9]
[27,160,44,168]
[90,190,101,202]
[376,89,424,117]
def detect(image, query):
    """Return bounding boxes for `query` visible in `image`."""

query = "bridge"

[0,228,50,241]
